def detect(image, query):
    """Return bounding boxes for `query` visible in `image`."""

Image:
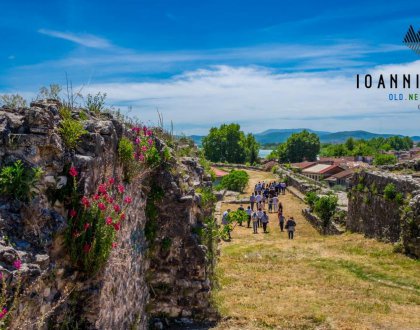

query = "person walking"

[246,206,252,228]
[250,193,256,211]
[285,216,296,239]
[268,196,273,213]
[278,210,285,232]
[222,209,232,240]
[238,204,245,226]
[272,194,279,212]
[262,211,269,233]
[256,208,264,228]
[255,193,262,209]
[281,182,287,195]
[252,211,258,234]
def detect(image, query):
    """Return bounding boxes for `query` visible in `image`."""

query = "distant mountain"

[188,129,420,146]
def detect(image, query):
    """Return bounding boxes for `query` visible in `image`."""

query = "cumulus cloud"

[81,62,420,135]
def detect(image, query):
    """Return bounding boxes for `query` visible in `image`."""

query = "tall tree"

[277,130,320,162]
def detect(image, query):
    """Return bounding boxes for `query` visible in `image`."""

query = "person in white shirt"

[256,208,264,228]
[222,209,231,239]
[255,193,262,209]
[246,206,252,228]
[272,195,279,212]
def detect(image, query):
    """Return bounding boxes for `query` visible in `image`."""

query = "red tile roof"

[291,161,317,169]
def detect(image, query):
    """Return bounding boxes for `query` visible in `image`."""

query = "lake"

[259,149,272,158]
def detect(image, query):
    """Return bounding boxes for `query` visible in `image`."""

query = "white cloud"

[80,62,420,135]
[38,29,112,49]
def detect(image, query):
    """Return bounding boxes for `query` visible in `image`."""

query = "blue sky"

[1,0,420,135]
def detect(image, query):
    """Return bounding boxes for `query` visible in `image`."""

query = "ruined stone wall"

[0,100,216,329]
[348,170,420,257]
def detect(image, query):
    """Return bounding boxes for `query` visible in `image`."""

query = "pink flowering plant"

[65,167,132,273]
[118,125,162,182]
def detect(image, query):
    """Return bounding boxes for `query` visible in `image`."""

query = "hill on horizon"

[189,129,420,146]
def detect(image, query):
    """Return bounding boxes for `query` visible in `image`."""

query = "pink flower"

[120,213,126,221]
[148,138,153,146]
[98,184,107,194]
[141,146,147,152]
[113,222,120,231]
[69,167,78,177]
[0,307,8,319]
[117,184,124,194]
[69,209,77,218]
[93,194,100,201]
[139,153,145,162]
[107,196,114,204]
[132,127,140,133]
[84,223,90,231]
[108,177,115,185]
[98,202,106,211]
[81,196,90,208]
[113,204,121,212]
[105,217,113,225]
[112,242,117,249]
[124,196,132,204]
[146,130,152,137]
[135,137,140,145]
[143,126,148,134]
[83,243,91,253]
[13,259,21,270]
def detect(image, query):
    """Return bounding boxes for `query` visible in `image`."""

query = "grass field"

[211,170,420,330]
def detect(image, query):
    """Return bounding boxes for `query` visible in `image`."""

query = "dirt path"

[212,169,420,330]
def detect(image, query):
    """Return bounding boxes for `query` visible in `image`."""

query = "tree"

[220,170,249,192]
[345,137,355,151]
[314,194,338,229]
[202,123,259,164]
[275,130,320,163]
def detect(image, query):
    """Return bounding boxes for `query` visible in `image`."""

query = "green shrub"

[196,187,217,208]
[118,137,136,182]
[59,107,87,149]
[373,154,397,166]
[227,209,248,226]
[305,192,319,209]
[271,165,279,173]
[314,194,338,228]
[220,170,249,192]
[0,160,43,202]
[161,237,172,252]
[86,92,106,114]
[356,183,364,192]
[0,94,26,108]
[383,183,397,200]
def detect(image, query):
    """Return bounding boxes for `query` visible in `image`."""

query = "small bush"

[383,183,397,200]
[0,94,26,108]
[305,192,319,209]
[38,84,62,100]
[373,154,397,166]
[220,170,249,192]
[58,107,87,149]
[86,92,106,114]
[196,187,217,208]
[0,160,43,202]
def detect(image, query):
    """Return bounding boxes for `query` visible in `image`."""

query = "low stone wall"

[301,209,343,235]
[348,170,420,257]
[211,163,264,171]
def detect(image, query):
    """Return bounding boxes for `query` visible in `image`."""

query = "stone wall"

[348,170,420,257]
[0,100,216,329]
[301,209,344,235]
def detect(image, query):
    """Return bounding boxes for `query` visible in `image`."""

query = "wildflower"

[83,243,91,253]
[107,196,114,204]
[120,213,126,221]
[81,196,90,208]
[132,127,140,133]
[143,126,148,134]
[139,153,145,162]
[141,146,147,152]
[69,166,78,177]
[72,231,80,238]
[93,194,100,201]
[117,184,124,194]
[69,209,77,218]
[113,204,121,212]
[98,202,106,211]
[135,137,140,145]
[148,138,153,146]
[108,177,115,185]
[13,259,22,270]
[106,217,113,225]
[112,242,117,248]
[0,307,8,319]
[113,222,120,231]
[124,196,132,204]
[146,130,153,137]
[98,183,107,194]
[84,223,90,231]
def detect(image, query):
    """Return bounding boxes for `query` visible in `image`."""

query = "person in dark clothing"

[278,210,285,232]
[262,211,269,233]
[285,217,296,239]
[250,193,256,211]
[246,206,252,228]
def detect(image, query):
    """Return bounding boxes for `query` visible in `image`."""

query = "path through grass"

[211,170,420,330]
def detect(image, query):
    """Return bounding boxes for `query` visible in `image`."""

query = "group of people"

[221,180,297,239]
[250,181,287,213]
